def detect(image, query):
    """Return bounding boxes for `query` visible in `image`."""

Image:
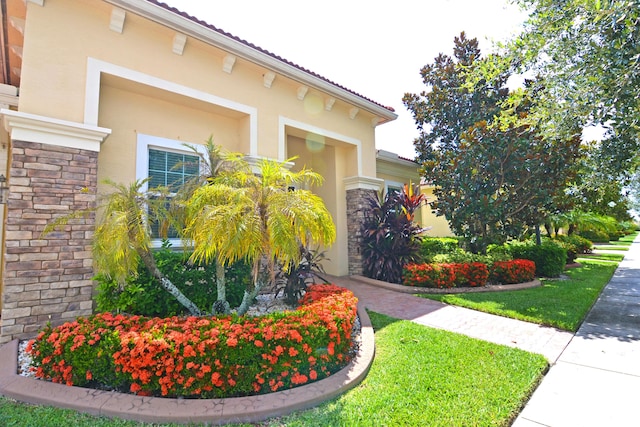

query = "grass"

[0,312,548,427]
[579,252,625,262]
[420,259,618,331]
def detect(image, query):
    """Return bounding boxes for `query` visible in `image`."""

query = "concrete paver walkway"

[330,276,573,363]
[513,236,640,427]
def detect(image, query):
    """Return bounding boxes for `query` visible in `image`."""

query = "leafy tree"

[403,33,581,253]
[184,157,336,315]
[508,0,640,176]
[361,184,426,284]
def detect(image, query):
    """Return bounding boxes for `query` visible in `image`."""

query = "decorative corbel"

[263,72,276,88]
[109,8,126,34]
[349,107,359,119]
[222,54,236,73]
[297,86,308,101]
[172,33,187,55]
[325,97,336,111]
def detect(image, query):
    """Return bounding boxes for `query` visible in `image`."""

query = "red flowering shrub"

[26,284,357,398]
[403,262,489,288]
[490,259,536,284]
[452,262,489,287]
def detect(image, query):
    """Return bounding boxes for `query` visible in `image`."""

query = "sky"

[162,0,528,159]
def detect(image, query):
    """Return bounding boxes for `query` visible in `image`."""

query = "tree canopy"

[403,33,581,252]
[509,0,640,175]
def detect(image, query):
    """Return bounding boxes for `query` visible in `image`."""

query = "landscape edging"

[351,275,541,294]
[0,304,375,425]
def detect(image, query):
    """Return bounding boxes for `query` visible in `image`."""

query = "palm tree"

[170,137,245,314]
[184,157,336,315]
[92,179,204,316]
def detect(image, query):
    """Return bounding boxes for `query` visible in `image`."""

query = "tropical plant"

[274,246,331,305]
[184,157,336,315]
[170,137,246,314]
[361,184,426,284]
[91,179,205,315]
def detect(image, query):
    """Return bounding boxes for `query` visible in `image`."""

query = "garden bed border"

[351,275,541,294]
[0,304,375,425]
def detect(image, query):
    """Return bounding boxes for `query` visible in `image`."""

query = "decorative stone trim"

[0,141,98,344]
[345,179,382,276]
[351,274,542,293]
[1,110,111,152]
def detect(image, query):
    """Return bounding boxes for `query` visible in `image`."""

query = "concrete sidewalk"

[513,235,640,427]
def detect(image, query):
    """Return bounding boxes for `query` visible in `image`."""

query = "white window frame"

[136,133,205,248]
[385,180,405,196]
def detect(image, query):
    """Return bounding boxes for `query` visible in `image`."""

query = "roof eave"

[103,0,398,123]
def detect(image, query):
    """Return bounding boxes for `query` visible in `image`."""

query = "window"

[148,148,199,192]
[137,134,204,245]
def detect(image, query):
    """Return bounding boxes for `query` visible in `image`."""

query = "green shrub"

[578,228,610,243]
[95,248,250,316]
[508,241,567,277]
[419,237,460,262]
[555,234,592,254]
[432,249,511,266]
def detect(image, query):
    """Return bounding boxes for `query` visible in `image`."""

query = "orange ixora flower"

[28,284,358,399]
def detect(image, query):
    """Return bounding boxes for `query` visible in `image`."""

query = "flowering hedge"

[403,260,536,288]
[27,284,357,399]
[403,262,489,288]
[490,259,536,284]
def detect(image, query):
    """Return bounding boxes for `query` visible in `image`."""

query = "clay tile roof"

[145,0,395,113]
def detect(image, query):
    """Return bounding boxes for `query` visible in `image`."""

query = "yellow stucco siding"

[96,84,245,186]
[420,186,454,237]
[19,0,378,177]
[12,0,394,277]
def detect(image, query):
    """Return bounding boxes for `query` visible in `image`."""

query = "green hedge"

[509,241,567,278]
[419,237,460,262]
[578,229,610,243]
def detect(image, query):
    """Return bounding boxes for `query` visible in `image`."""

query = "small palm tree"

[170,137,246,314]
[91,179,204,316]
[184,157,336,315]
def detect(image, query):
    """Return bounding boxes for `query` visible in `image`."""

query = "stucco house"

[0,0,405,343]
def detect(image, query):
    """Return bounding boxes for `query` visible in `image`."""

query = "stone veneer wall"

[0,140,98,344]
[346,187,376,276]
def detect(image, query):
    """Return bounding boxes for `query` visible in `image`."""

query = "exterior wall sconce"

[0,174,8,204]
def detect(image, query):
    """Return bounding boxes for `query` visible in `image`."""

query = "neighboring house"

[376,149,453,236]
[0,0,398,343]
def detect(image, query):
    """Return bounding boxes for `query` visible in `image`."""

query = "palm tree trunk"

[138,249,204,316]
[214,259,231,314]
[236,279,265,316]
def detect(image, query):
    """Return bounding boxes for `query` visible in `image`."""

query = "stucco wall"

[14,0,391,278]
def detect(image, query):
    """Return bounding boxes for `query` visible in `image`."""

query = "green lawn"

[0,312,548,427]
[420,259,618,331]
[579,252,625,262]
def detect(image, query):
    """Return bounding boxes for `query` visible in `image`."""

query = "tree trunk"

[138,249,204,316]
[213,259,230,314]
[236,279,265,316]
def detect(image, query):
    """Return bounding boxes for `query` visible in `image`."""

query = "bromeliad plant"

[27,284,357,398]
[361,183,426,284]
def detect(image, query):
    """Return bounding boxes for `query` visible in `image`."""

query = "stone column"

[344,176,383,276]
[0,111,110,343]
